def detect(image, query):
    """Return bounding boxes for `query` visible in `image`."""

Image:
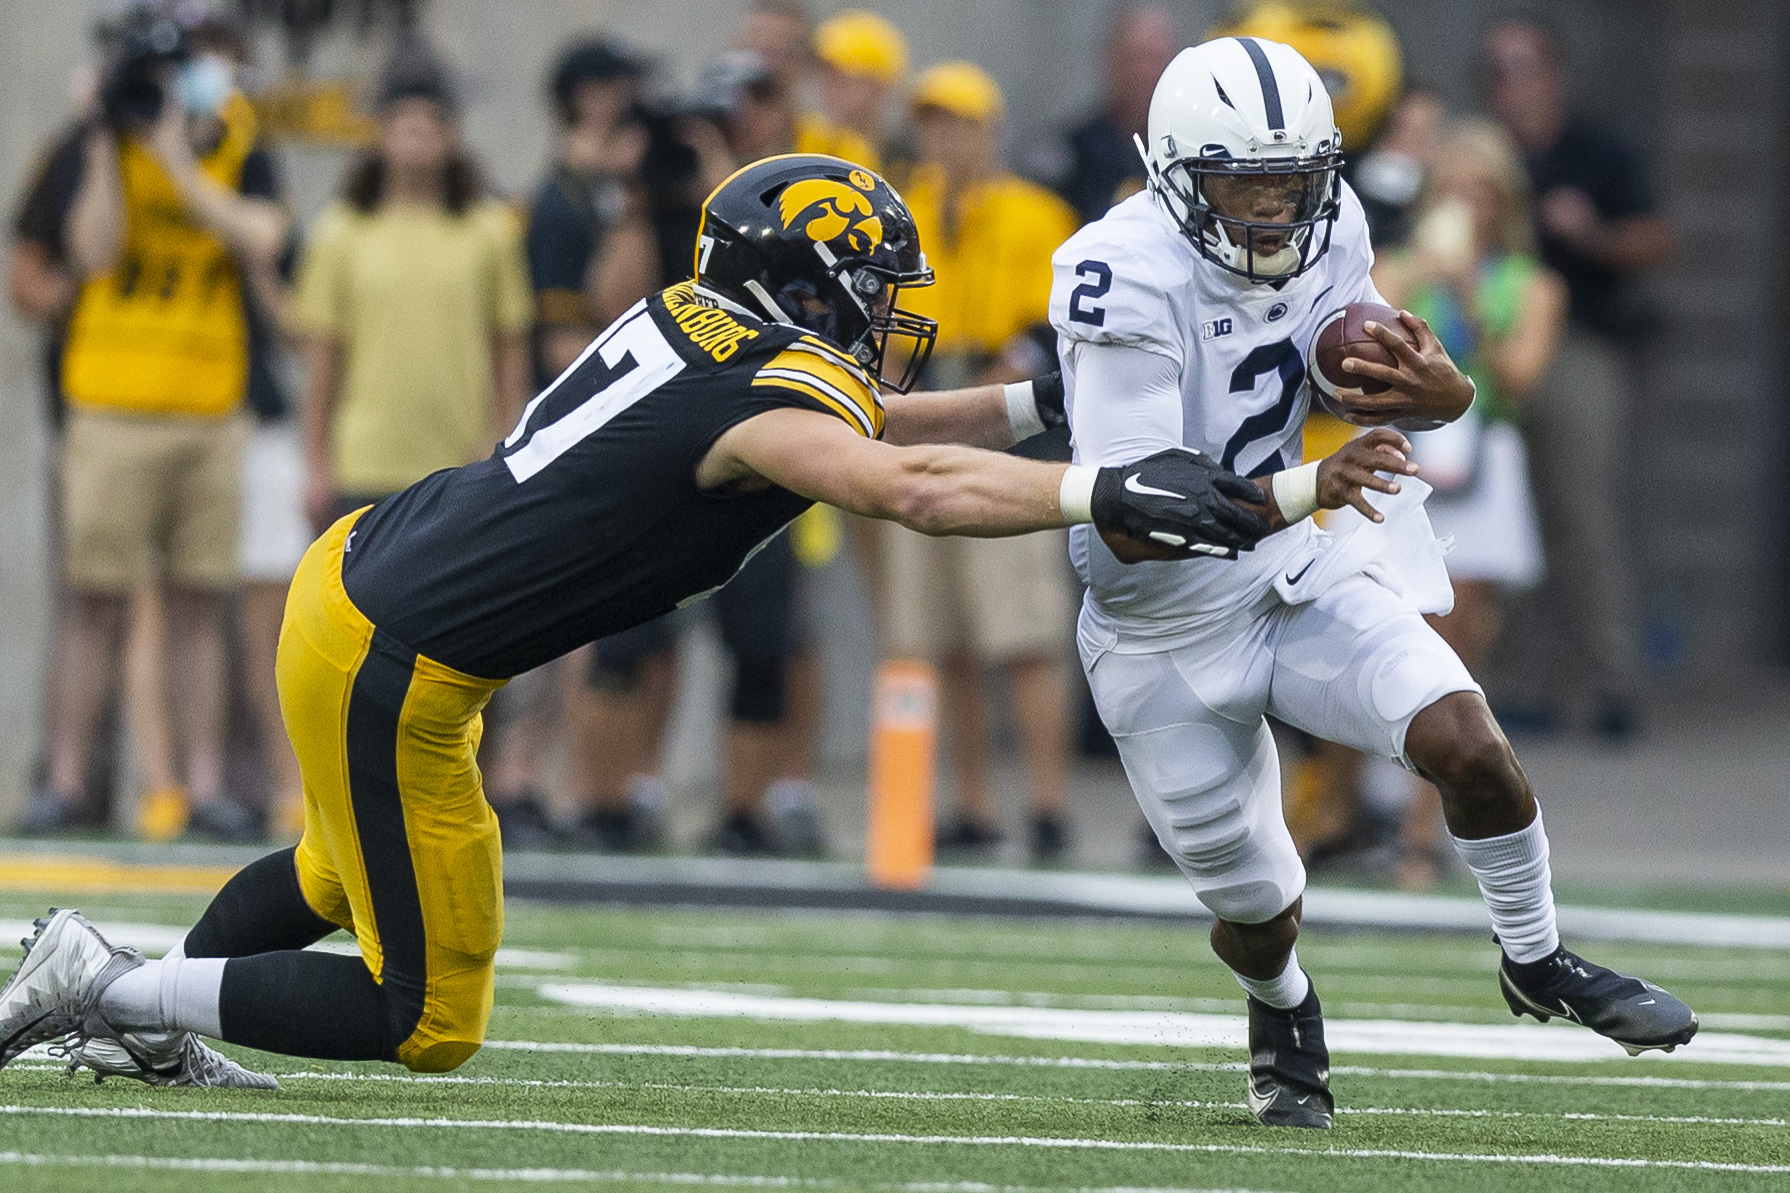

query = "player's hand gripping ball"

[1306,302,1452,431]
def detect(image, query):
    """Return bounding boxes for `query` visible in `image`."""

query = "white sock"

[1450,804,1561,964]
[98,954,226,1039]
[1233,947,1312,1010]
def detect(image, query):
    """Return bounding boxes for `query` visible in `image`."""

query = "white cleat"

[0,909,144,1068]
[58,1029,280,1089]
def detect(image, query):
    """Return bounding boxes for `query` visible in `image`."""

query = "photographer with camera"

[22,13,289,841]
[22,9,290,843]
[569,51,836,856]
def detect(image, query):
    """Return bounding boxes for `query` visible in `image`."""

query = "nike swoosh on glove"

[1091,448,1269,558]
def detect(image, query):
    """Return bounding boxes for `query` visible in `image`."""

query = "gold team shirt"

[62,94,258,418]
[290,198,533,496]
[898,164,1079,357]
[794,113,882,175]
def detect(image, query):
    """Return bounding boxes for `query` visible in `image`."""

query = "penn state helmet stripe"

[1234,37,1284,130]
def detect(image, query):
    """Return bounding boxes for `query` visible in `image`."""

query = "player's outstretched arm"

[880,372,1065,450]
[706,407,1268,550]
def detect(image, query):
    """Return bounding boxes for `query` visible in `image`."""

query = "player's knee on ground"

[395,955,497,1073]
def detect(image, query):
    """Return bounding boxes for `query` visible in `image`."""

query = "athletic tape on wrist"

[1004,380,1046,442]
[1059,465,1097,525]
[1272,460,1322,525]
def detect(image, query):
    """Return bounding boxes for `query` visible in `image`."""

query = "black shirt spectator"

[12,127,87,426]
[1055,114,1145,226]
[526,166,625,387]
[1525,119,1657,338]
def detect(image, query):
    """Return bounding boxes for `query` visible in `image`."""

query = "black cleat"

[1499,943,1699,1055]
[1245,986,1333,1129]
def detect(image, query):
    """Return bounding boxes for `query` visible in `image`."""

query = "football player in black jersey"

[1,155,1284,1084]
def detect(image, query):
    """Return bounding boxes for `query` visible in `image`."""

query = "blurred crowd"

[7,2,1673,883]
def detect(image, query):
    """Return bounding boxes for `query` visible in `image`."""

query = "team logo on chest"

[1265,302,1289,322]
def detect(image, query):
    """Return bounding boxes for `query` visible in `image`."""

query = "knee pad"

[401,1036,483,1074]
[729,656,786,723]
[395,960,495,1074]
[1196,872,1304,925]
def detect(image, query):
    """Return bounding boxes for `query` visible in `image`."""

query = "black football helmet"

[695,154,936,392]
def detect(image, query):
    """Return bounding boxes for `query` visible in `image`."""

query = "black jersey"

[340,282,885,679]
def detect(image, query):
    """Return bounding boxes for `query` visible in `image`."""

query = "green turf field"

[0,890,1786,1192]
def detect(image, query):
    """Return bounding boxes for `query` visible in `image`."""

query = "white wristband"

[1271,460,1322,525]
[1059,465,1098,525]
[1004,380,1046,442]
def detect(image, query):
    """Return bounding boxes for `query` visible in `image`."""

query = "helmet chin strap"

[741,278,794,325]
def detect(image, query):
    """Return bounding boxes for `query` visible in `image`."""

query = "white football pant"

[1081,575,1480,924]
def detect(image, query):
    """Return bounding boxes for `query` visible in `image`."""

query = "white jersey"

[1050,183,1383,640]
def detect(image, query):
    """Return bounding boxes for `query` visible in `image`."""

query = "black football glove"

[1031,370,1067,429]
[1092,448,1270,558]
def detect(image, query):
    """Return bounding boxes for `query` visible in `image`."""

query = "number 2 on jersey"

[1068,260,1112,326]
[1219,339,1305,477]
[502,305,688,483]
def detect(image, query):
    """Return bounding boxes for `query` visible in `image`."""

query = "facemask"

[177,55,234,117]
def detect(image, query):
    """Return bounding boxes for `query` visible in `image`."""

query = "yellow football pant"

[277,510,505,1073]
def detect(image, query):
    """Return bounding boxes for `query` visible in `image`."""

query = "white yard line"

[0,1108,1784,1175]
[477,1040,1790,1090]
[6,1060,1782,1117]
[8,1059,1785,1123]
[0,1153,1279,1192]
[533,982,1790,1067]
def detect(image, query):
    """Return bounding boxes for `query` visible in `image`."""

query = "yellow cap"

[814,9,909,86]
[911,60,1004,123]
[1209,1,1403,149]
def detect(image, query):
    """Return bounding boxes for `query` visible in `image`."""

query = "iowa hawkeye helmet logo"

[777,169,884,254]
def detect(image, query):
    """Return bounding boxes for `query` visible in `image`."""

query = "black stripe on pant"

[215,629,429,1062]
[342,626,429,1055]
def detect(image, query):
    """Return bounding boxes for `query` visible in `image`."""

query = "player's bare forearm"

[713,407,1065,537]
[881,384,1013,449]
[788,436,1068,536]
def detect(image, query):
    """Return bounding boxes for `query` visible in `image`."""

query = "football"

[1306,301,1420,423]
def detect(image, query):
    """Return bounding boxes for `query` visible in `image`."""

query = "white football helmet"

[1136,36,1343,282]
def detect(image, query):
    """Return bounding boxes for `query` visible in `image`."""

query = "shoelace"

[1542,951,1647,1000]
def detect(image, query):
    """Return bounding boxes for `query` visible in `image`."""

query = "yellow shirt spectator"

[793,112,881,174]
[62,94,260,418]
[291,199,532,495]
[899,163,1078,357]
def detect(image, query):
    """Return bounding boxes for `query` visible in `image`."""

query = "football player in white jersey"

[1051,36,1698,1129]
